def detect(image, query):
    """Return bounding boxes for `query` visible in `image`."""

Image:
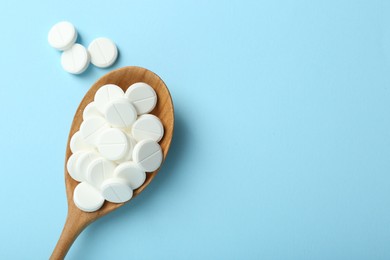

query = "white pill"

[114,162,146,190]
[97,128,129,161]
[132,114,164,142]
[86,158,116,188]
[101,178,133,203]
[73,182,104,212]
[76,151,100,181]
[79,116,109,145]
[125,82,157,115]
[61,43,90,74]
[133,139,163,172]
[70,131,94,153]
[88,37,118,68]
[104,98,137,128]
[48,21,77,51]
[66,151,84,182]
[94,84,124,113]
[83,102,103,120]
[115,134,137,163]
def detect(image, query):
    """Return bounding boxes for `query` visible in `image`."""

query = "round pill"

[101,178,133,203]
[73,182,104,212]
[133,139,163,172]
[61,44,90,74]
[86,158,116,188]
[114,134,136,164]
[88,37,118,68]
[66,151,84,182]
[114,162,146,190]
[94,84,124,113]
[97,128,129,161]
[104,98,137,128]
[83,102,103,120]
[48,21,77,51]
[76,151,100,180]
[131,114,164,142]
[117,133,137,163]
[70,131,94,153]
[125,82,157,115]
[80,116,109,145]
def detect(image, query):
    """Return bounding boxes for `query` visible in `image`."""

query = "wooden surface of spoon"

[51,66,174,259]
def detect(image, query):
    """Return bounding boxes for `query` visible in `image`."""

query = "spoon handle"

[50,211,89,259]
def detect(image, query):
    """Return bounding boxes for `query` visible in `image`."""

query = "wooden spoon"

[50,66,174,259]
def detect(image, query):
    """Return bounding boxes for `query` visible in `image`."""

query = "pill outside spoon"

[50,66,174,259]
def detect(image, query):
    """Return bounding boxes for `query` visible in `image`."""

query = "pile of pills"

[67,83,164,212]
[48,21,118,74]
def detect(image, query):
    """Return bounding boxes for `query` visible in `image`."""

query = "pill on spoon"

[115,134,137,163]
[125,82,157,115]
[48,21,77,51]
[86,158,116,188]
[61,44,90,74]
[79,116,109,145]
[133,139,163,172]
[114,162,146,190]
[101,178,133,203]
[104,98,137,128]
[76,152,100,181]
[88,37,118,68]
[132,114,164,142]
[70,131,94,153]
[83,102,103,120]
[66,79,166,210]
[73,182,104,212]
[97,128,129,161]
[94,84,124,113]
[66,151,85,182]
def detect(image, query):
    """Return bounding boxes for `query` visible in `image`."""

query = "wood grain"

[50,66,174,259]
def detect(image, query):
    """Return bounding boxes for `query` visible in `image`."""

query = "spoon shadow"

[69,107,189,258]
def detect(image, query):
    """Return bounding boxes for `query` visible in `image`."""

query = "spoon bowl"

[51,66,174,259]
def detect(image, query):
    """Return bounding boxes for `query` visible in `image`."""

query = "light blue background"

[0,0,389,259]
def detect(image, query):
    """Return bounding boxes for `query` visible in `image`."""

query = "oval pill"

[104,98,137,128]
[48,21,77,51]
[125,82,157,115]
[114,162,146,190]
[83,102,103,120]
[133,139,163,172]
[131,114,164,142]
[101,178,133,203]
[70,131,94,153]
[86,158,116,188]
[97,128,129,161]
[61,43,90,74]
[88,37,118,68]
[73,182,104,212]
[79,116,109,145]
[67,151,85,182]
[94,84,124,113]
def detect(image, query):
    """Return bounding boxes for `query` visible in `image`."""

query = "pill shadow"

[76,33,86,46]
[69,108,189,258]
